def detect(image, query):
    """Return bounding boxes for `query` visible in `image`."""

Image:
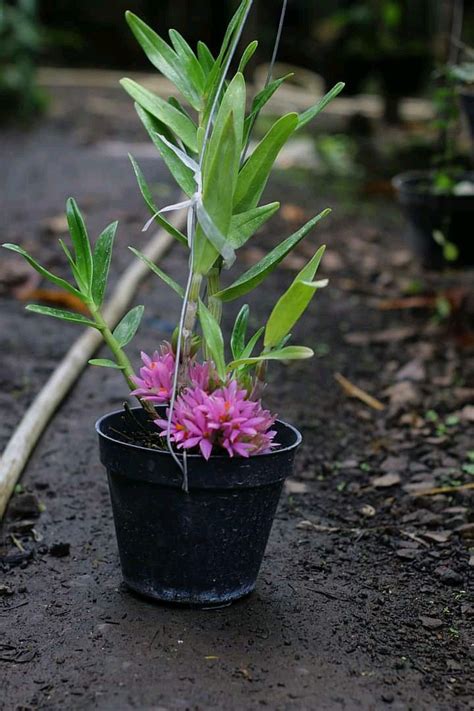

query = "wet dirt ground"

[1,86,473,710]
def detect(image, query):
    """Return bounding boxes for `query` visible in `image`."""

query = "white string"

[240,0,288,165]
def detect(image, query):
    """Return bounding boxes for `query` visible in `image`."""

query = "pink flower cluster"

[132,348,277,459]
[130,344,175,404]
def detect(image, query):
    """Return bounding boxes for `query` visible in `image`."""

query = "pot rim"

[392,169,474,192]
[95,405,302,459]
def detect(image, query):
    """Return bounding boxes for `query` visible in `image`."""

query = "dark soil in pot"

[96,406,302,606]
[392,170,474,268]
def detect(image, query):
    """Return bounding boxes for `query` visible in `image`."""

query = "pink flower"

[130,345,175,404]
[155,379,277,460]
[155,387,215,459]
[188,360,215,391]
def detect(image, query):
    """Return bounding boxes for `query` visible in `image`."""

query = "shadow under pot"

[392,170,474,269]
[96,405,301,607]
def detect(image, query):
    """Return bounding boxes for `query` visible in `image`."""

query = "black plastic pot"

[392,171,474,268]
[96,406,301,606]
[460,92,474,144]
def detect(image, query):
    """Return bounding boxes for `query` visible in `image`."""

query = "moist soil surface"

[1,85,473,710]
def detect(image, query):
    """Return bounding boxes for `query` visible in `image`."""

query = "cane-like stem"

[89,305,156,419]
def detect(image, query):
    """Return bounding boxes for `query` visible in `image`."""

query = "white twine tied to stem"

[142,135,236,268]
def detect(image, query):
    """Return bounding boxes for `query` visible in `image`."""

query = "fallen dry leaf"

[459,405,474,423]
[20,288,90,315]
[421,531,451,544]
[285,479,308,494]
[371,473,401,488]
[344,327,417,346]
[42,214,69,234]
[411,482,474,497]
[395,359,426,383]
[296,520,340,533]
[281,203,307,223]
[0,258,40,297]
[384,381,420,410]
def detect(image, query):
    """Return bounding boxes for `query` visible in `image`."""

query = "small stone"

[381,692,394,703]
[380,456,407,473]
[396,360,426,383]
[459,405,474,422]
[0,584,14,596]
[285,480,308,494]
[434,566,463,586]
[419,616,444,629]
[384,381,419,411]
[456,523,474,540]
[8,493,41,519]
[360,504,376,517]
[372,473,401,488]
[421,531,451,544]
[49,542,70,558]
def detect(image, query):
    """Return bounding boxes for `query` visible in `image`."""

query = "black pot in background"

[392,171,474,269]
[460,92,474,145]
[96,406,301,606]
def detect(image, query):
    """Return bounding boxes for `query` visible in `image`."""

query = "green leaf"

[167,96,193,120]
[229,202,279,248]
[264,278,327,349]
[88,358,124,369]
[297,82,345,130]
[125,11,201,109]
[229,345,314,368]
[135,105,196,196]
[238,40,258,73]
[66,198,93,291]
[25,304,97,328]
[216,0,252,67]
[243,73,293,141]
[128,154,187,245]
[240,326,264,360]
[264,245,327,348]
[58,239,87,292]
[168,29,205,94]
[113,305,144,347]
[2,243,83,299]
[92,221,117,307]
[215,208,331,301]
[234,113,298,212]
[198,300,226,381]
[202,0,251,121]
[129,247,184,297]
[203,73,245,182]
[194,113,240,274]
[231,304,249,359]
[194,74,246,274]
[197,41,215,75]
[121,78,198,152]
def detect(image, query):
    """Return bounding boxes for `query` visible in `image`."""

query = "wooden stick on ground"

[0,209,187,519]
[334,372,385,411]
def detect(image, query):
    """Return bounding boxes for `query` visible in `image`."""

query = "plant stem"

[89,304,157,419]
[207,267,222,323]
[181,272,202,358]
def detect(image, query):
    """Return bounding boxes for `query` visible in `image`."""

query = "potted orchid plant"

[3,1,343,606]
